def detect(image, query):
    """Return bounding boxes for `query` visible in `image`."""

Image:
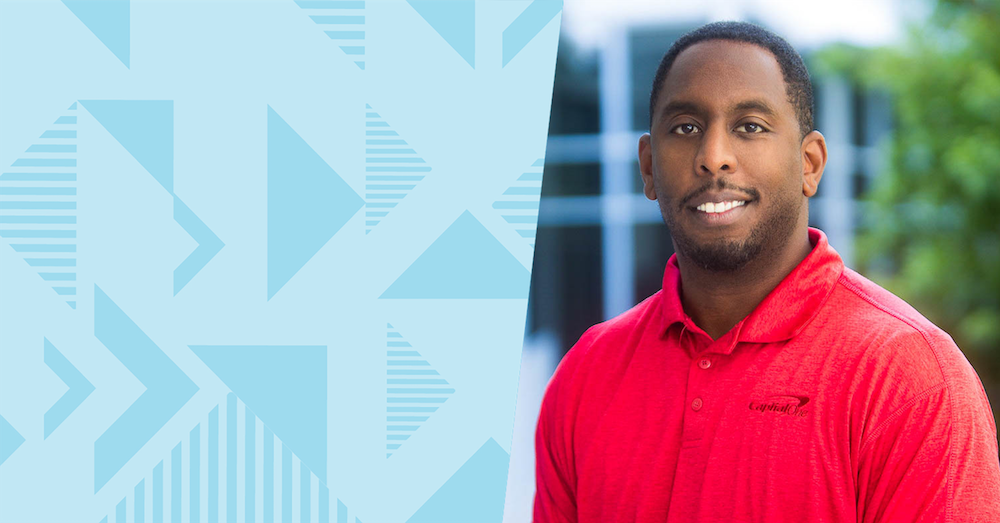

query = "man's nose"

[695,124,738,176]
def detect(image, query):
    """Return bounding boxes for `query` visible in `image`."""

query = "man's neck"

[676,229,814,341]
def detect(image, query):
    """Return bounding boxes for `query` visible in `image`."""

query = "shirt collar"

[660,227,844,345]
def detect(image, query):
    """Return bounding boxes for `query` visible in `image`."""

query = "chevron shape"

[295,0,366,70]
[0,109,79,309]
[385,323,454,458]
[173,195,224,295]
[43,337,95,438]
[93,285,199,492]
[493,157,543,249]
[364,104,431,234]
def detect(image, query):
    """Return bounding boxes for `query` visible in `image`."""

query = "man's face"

[639,40,822,272]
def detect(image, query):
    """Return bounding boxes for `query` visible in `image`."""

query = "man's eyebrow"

[659,100,702,121]
[731,99,778,118]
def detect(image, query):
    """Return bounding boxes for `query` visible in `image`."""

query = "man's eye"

[672,123,700,135]
[737,123,765,133]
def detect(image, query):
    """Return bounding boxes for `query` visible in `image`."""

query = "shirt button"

[691,398,703,411]
[698,358,711,369]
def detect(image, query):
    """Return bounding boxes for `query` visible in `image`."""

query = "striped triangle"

[493,158,543,249]
[386,324,454,458]
[0,109,79,308]
[295,0,366,70]
[364,104,431,234]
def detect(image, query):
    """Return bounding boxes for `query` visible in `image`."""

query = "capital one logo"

[748,394,811,418]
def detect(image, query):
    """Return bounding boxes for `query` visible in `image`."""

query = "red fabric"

[534,228,1000,522]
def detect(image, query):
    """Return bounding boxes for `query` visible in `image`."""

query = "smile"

[689,199,751,226]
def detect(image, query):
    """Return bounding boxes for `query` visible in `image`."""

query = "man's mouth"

[694,200,747,214]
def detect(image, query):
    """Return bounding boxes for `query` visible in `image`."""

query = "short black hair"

[648,21,814,138]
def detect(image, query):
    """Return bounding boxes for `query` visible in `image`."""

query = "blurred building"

[504,19,895,523]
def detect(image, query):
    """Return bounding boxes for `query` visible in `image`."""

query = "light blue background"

[0,1,561,521]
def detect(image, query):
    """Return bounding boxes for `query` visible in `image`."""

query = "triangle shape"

[385,325,453,458]
[79,100,173,193]
[62,1,130,68]
[43,338,95,438]
[0,414,25,466]
[68,102,78,110]
[189,345,327,483]
[364,104,430,234]
[267,105,363,300]
[406,0,475,68]
[493,158,542,249]
[380,211,529,299]
[405,438,510,523]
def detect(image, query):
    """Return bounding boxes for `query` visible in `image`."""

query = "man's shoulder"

[548,291,664,389]
[827,267,977,397]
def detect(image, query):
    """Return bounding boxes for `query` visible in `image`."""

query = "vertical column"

[282,445,292,523]
[191,424,200,523]
[246,406,255,522]
[320,484,329,523]
[337,499,347,523]
[300,466,310,522]
[264,428,274,523]
[116,497,126,523]
[153,460,164,523]
[135,479,145,523]
[171,442,182,523]
[599,28,636,319]
[227,393,237,523]
[209,406,219,523]
[816,76,854,266]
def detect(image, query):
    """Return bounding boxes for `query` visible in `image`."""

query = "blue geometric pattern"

[42,337,94,438]
[93,285,199,492]
[385,323,454,458]
[380,210,530,298]
[95,397,360,523]
[61,0,130,68]
[493,157,543,248]
[365,104,431,234]
[502,0,563,67]
[405,438,510,523]
[296,0,367,70]
[406,0,476,68]
[268,105,364,299]
[0,2,559,520]
[0,105,79,309]
[0,414,25,467]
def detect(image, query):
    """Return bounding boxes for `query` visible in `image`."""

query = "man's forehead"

[657,40,790,113]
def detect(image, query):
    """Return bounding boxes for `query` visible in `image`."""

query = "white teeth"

[696,200,746,214]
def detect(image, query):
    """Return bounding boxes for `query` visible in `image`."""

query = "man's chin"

[681,239,762,273]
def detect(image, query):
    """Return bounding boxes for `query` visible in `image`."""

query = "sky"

[560,0,933,51]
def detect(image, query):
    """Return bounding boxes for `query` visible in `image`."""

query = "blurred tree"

[815,0,1000,422]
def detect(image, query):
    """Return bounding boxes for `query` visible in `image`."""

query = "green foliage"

[816,0,1000,360]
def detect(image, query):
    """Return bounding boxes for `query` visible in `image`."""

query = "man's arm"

[533,350,581,523]
[857,375,1000,522]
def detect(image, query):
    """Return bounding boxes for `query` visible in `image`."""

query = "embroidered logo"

[748,394,811,417]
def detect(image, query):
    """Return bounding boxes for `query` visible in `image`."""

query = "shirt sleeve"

[857,378,1000,522]
[533,352,580,523]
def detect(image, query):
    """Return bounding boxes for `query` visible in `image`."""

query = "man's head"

[638,21,827,273]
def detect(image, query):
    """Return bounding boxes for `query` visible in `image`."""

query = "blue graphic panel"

[0,1,560,520]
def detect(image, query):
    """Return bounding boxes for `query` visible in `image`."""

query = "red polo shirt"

[534,228,1000,522]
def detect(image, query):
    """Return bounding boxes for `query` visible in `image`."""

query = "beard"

[660,179,802,273]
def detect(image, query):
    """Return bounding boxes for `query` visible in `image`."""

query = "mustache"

[680,179,760,207]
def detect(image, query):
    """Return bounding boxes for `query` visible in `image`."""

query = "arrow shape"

[0,414,25,467]
[43,338,95,438]
[93,285,198,492]
[173,196,224,295]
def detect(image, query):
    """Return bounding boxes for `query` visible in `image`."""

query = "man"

[533,21,1000,522]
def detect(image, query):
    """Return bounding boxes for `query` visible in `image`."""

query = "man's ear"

[639,133,657,201]
[801,130,827,197]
